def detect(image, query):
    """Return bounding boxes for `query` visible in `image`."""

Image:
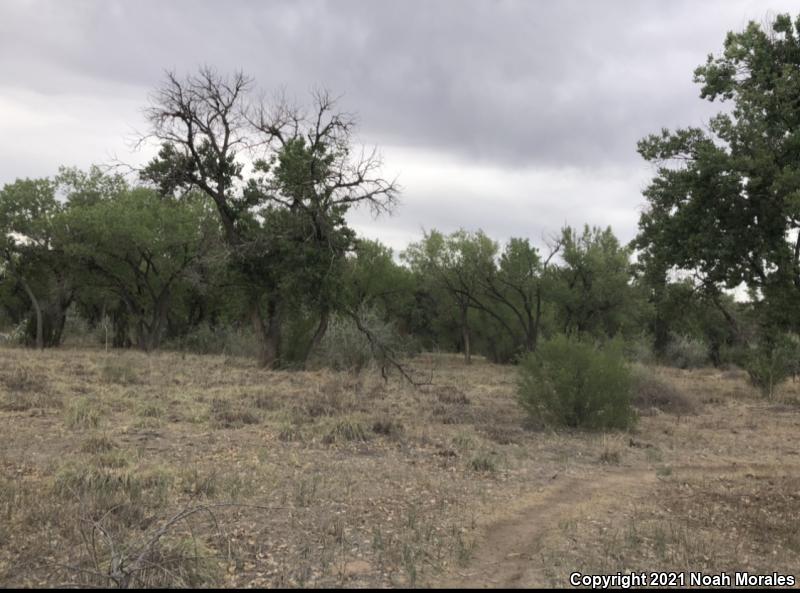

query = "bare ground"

[1,348,799,588]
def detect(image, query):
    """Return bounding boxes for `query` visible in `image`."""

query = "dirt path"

[433,467,658,588]
[433,460,797,588]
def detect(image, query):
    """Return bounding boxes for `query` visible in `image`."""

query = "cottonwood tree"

[481,237,562,354]
[635,13,800,333]
[341,239,415,324]
[403,229,561,361]
[141,68,397,368]
[403,229,498,364]
[554,225,640,338]
[65,188,219,351]
[0,178,72,348]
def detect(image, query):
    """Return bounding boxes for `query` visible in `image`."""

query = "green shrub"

[166,323,260,358]
[517,335,635,430]
[312,308,417,373]
[662,333,708,369]
[744,334,800,399]
[623,333,656,365]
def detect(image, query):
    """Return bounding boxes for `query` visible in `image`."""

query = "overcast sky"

[1,0,797,253]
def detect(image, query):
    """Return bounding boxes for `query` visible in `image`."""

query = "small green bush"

[517,335,635,430]
[744,334,800,399]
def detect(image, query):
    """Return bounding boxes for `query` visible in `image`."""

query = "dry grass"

[0,348,798,587]
[632,364,696,416]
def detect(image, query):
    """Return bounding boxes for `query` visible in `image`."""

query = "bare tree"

[140,68,398,368]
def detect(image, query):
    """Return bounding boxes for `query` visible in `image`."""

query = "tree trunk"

[112,307,130,348]
[303,307,330,368]
[460,304,471,365]
[145,290,171,352]
[19,278,43,350]
[251,295,282,368]
[531,287,544,353]
[42,290,73,348]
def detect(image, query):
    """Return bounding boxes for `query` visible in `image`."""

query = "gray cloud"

[1,0,797,249]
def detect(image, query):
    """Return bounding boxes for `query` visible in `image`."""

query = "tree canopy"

[635,13,800,331]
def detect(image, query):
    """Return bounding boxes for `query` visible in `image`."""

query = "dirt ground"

[1,347,799,588]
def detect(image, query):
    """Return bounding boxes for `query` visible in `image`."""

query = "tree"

[341,239,414,322]
[403,229,498,364]
[635,13,800,333]
[55,165,128,207]
[482,237,562,354]
[64,188,218,351]
[553,225,639,339]
[141,68,397,367]
[0,178,71,348]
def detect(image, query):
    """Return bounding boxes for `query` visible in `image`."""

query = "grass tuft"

[64,396,101,429]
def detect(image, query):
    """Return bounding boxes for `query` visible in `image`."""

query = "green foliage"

[167,322,260,358]
[0,177,72,348]
[342,239,416,325]
[517,335,636,430]
[11,58,800,374]
[312,308,415,372]
[743,333,800,399]
[140,71,398,368]
[623,333,657,365]
[64,188,219,351]
[554,225,643,340]
[403,229,499,362]
[662,333,709,369]
[635,13,800,332]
